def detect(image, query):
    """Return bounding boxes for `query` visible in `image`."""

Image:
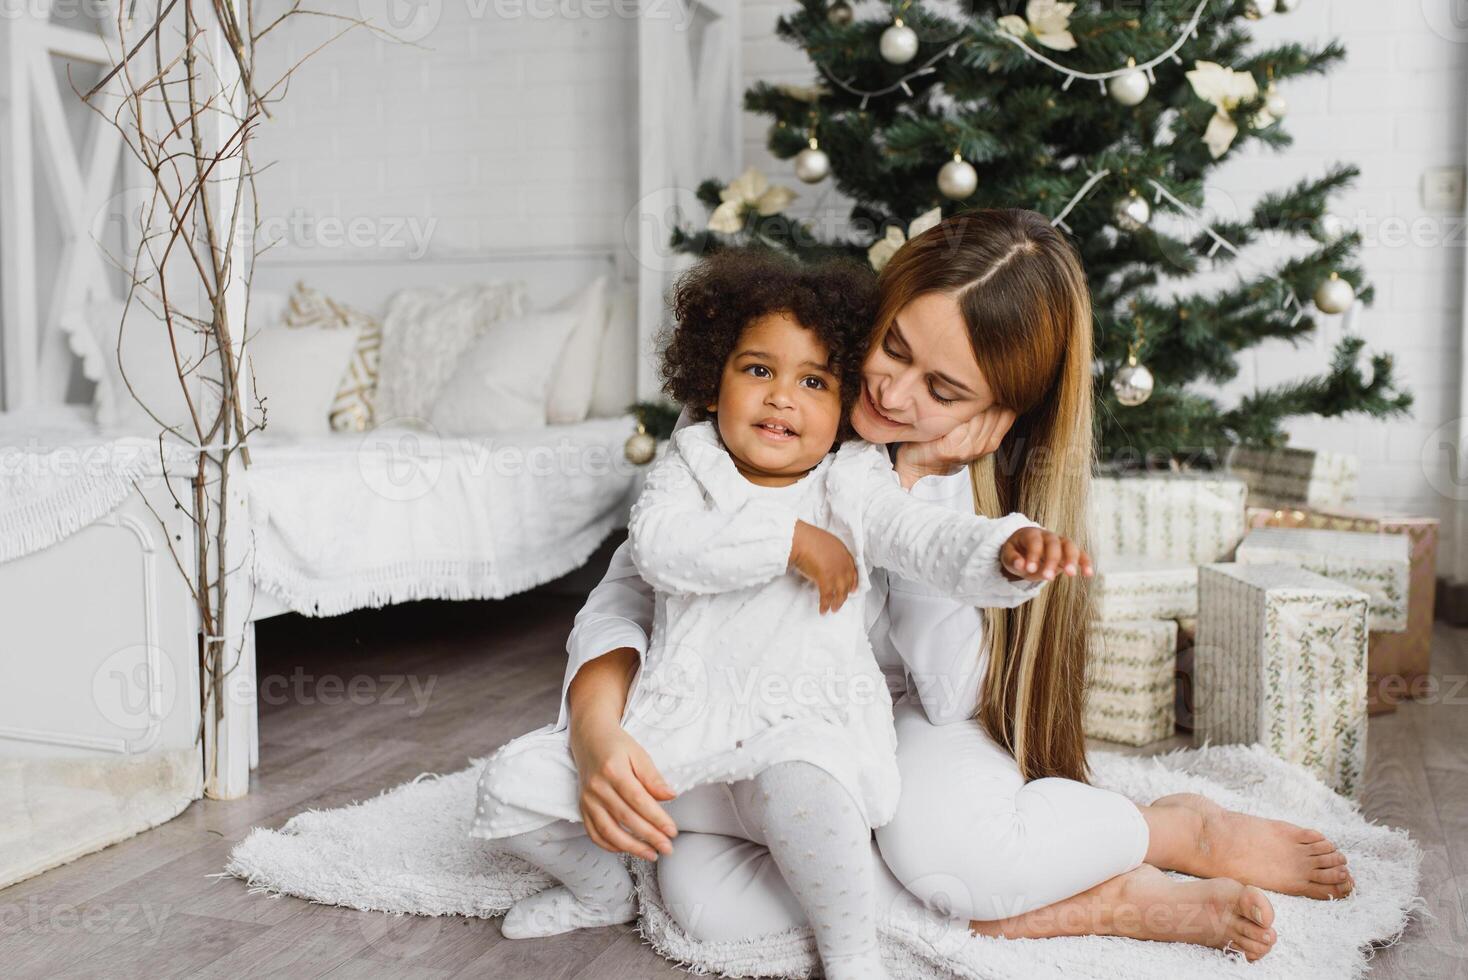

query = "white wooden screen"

[0,3,129,410]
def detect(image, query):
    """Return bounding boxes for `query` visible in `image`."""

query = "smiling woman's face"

[849,291,997,446]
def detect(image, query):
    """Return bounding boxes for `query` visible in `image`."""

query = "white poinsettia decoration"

[997,0,1077,52]
[868,207,943,272]
[708,168,798,234]
[1186,60,1260,158]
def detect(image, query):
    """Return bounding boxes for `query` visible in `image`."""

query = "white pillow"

[545,276,610,425]
[376,281,528,422]
[59,293,291,435]
[429,308,582,435]
[248,324,363,438]
[589,286,639,418]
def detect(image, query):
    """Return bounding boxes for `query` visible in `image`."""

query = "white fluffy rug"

[226,745,1421,979]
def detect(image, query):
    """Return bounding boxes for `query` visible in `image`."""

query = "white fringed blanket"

[0,408,196,564]
[227,744,1422,980]
[245,415,640,616]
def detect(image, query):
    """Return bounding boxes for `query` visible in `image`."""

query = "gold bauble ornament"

[624,424,657,465]
[1313,272,1356,315]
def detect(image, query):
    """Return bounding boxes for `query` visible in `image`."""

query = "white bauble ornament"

[880,19,919,64]
[1112,358,1154,407]
[794,140,831,183]
[1113,192,1152,232]
[1108,66,1150,107]
[1244,0,1277,18]
[938,155,978,199]
[1318,212,1347,242]
[1264,84,1288,120]
[1276,0,1300,10]
[1314,272,1356,314]
[624,426,657,465]
[827,0,853,25]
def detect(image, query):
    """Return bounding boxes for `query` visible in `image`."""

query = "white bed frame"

[0,1,743,799]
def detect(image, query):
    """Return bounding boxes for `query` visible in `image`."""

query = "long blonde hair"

[876,209,1095,783]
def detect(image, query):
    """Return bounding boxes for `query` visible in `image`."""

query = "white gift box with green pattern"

[1195,562,1369,798]
[1225,446,1359,510]
[1092,556,1197,621]
[1089,473,1247,565]
[1234,526,1410,632]
[1084,619,1178,746]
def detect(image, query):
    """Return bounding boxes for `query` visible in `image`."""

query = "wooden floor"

[4,551,1467,978]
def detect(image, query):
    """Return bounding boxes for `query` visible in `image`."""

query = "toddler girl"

[470,250,1087,980]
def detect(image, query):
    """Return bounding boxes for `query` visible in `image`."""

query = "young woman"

[553,210,1354,961]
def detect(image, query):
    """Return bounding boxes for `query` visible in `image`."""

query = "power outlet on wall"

[1422,166,1466,212]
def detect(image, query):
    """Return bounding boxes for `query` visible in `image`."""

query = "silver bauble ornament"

[1318,212,1347,242]
[1244,0,1276,18]
[937,155,978,199]
[1112,358,1155,407]
[880,19,919,64]
[624,426,657,465]
[794,140,831,184]
[1113,192,1152,232]
[1314,272,1356,315]
[1108,67,1150,107]
[827,0,853,25]
[1276,0,1300,11]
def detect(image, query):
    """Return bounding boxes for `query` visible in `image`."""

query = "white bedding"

[0,406,641,617]
[246,415,640,617]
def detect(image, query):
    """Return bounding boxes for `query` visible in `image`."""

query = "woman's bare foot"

[1147,793,1354,900]
[971,864,1277,961]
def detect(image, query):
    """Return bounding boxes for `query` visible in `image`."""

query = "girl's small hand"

[1000,526,1094,582]
[893,406,1017,490]
[571,718,679,861]
[790,520,858,613]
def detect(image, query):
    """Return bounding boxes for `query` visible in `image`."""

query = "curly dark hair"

[661,248,879,440]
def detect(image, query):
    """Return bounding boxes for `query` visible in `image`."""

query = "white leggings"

[657,700,1150,937]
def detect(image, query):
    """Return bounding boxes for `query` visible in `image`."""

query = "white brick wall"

[250,3,638,258]
[741,1,1466,566]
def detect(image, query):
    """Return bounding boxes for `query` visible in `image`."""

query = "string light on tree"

[827,0,853,26]
[1244,0,1276,18]
[1108,58,1150,106]
[1314,272,1356,314]
[1318,212,1347,242]
[937,152,978,199]
[880,17,919,64]
[1113,189,1152,231]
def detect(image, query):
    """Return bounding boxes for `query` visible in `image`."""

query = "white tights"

[498,761,893,980]
[657,701,1151,939]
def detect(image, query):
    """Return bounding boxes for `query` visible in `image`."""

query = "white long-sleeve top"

[474,422,1046,838]
[556,423,1043,728]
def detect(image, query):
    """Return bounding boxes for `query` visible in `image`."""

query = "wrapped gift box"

[1093,557,1198,621]
[1085,619,1178,747]
[1235,526,1410,633]
[1246,506,1439,707]
[1225,446,1359,510]
[1196,563,1369,798]
[1090,472,1248,565]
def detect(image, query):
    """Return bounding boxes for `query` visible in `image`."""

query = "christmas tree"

[672,0,1411,464]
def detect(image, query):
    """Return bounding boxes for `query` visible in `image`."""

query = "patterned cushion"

[282,282,381,432]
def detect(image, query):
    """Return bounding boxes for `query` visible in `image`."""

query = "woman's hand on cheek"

[999,527,1094,583]
[893,405,1017,490]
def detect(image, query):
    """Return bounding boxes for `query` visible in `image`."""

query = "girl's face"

[849,291,996,446]
[709,312,843,487]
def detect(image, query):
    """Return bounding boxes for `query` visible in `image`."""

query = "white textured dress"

[470,422,1041,840]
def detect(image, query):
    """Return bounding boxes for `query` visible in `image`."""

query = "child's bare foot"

[971,864,1277,961]
[1151,793,1354,900]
